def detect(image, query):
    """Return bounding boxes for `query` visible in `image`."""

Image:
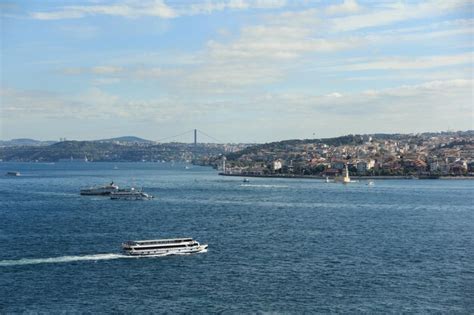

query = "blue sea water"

[0,162,473,313]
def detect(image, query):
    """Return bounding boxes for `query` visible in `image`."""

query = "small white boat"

[122,238,207,256]
[6,171,20,176]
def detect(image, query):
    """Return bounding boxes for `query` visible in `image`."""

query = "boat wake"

[0,253,130,267]
[174,248,208,256]
[0,250,208,267]
[240,184,288,188]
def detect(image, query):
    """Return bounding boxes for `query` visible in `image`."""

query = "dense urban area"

[1,131,473,177]
[220,131,474,178]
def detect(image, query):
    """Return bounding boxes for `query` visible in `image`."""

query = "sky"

[0,0,473,143]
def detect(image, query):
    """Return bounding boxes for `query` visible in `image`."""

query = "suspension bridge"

[155,129,223,144]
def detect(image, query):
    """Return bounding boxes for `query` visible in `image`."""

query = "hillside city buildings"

[220,132,474,177]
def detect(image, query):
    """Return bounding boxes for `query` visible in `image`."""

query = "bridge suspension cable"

[155,129,194,143]
[197,130,224,143]
[155,129,224,143]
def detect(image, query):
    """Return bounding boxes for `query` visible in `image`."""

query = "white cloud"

[206,25,363,61]
[371,21,474,43]
[31,0,177,20]
[80,87,119,108]
[186,0,286,15]
[326,92,343,98]
[325,0,361,16]
[247,79,473,113]
[62,67,84,75]
[1,87,119,119]
[30,0,287,20]
[331,0,469,31]
[54,4,471,94]
[182,63,284,90]
[132,67,182,79]
[91,66,123,74]
[61,66,124,75]
[344,68,473,82]
[339,53,473,71]
[1,86,223,123]
[1,88,67,114]
[264,8,319,27]
[92,78,121,85]
[242,79,473,137]
[2,79,472,141]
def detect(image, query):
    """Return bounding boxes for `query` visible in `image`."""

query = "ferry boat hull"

[110,190,153,200]
[80,190,115,196]
[124,245,208,256]
[80,182,118,195]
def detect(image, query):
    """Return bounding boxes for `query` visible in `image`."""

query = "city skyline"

[1,0,473,142]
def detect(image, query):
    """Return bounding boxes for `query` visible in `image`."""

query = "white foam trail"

[0,253,129,267]
[240,184,288,188]
[0,250,208,267]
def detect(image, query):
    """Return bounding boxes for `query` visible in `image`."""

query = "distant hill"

[0,140,228,163]
[0,138,57,147]
[98,136,154,143]
[224,130,474,161]
[0,136,154,147]
[225,134,367,160]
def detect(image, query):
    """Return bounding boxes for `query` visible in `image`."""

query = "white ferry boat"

[110,188,153,200]
[80,182,119,195]
[122,238,208,256]
[6,171,21,176]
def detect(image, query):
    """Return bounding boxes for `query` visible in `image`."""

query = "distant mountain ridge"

[0,138,57,147]
[0,136,154,147]
[98,136,154,143]
[0,140,228,163]
[0,131,471,165]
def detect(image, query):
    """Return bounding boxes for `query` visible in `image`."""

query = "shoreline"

[218,173,474,180]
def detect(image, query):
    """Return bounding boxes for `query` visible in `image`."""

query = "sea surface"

[0,162,473,313]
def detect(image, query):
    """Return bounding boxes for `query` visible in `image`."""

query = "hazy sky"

[1,0,473,143]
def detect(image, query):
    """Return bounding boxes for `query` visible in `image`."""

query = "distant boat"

[185,166,190,170]
[80,182,119,195]
[6,171,20,177]
[113,165,119,170]
[243,178,250,183]
[367,181,374,186]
